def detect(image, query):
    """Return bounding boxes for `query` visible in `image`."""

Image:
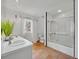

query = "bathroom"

[1,0,78,59]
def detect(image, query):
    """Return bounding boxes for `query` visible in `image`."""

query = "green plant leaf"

[3,20,14,37]
[1,21,5,34]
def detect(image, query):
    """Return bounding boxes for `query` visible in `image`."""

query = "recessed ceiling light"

[16,0,19,3]
[58,10,62,13]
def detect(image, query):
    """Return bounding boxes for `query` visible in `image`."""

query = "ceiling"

[2,0,73,17]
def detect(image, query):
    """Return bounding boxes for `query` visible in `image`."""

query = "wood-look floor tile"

[58,54,74,59]
[32,42,74,59]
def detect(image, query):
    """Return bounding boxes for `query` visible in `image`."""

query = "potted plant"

[2,20,14,44]
[1,21,5,35]
[1,21,5,40]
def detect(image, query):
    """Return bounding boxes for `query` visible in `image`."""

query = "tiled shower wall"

[47,11,74,48]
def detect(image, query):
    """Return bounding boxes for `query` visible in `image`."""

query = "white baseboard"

[47,41,74,57]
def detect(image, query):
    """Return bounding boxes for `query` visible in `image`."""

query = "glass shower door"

[47,11,74,57]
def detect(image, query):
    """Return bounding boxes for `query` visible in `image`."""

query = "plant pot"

[4,36,12,44]
[5,36,10,41]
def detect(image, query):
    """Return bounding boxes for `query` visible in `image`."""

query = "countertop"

[1,36,32,56]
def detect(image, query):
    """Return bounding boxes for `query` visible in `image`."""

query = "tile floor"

[32,42,75,59]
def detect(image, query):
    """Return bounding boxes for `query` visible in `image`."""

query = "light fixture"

[58,10,62,13]
[16,0,19,3]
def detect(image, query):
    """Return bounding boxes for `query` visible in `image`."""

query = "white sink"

[9,37,26,47]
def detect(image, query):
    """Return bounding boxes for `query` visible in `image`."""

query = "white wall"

[37,17,44,38]
[1,6,39,41]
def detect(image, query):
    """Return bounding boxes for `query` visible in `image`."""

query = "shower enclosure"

[46,9,74,58]
[44,0,75,58]
[47,13,74,47]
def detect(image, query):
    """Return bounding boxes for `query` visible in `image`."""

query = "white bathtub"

[1,36,32,59]
[47,41,74,57]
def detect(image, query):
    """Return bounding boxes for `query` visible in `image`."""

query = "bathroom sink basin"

[10,37,26,47]
[10,40,25,46]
